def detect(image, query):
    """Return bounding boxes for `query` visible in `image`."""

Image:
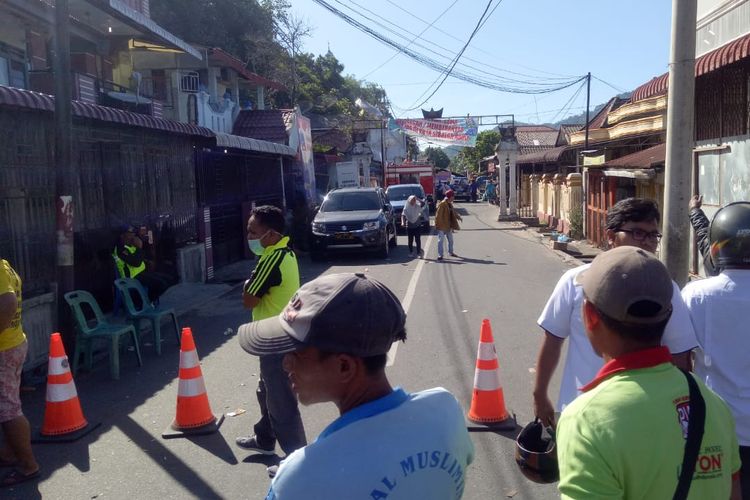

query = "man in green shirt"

[236,206,307,473]
[557,246,741,499]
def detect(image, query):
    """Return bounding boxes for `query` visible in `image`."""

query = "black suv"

[311,187,397,259]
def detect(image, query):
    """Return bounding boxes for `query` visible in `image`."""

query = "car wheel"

[310,249,325,262]
[379,236,390,259]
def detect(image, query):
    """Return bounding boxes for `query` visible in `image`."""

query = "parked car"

[450,176,471,201]
[310,187,397,260]
[385,184,431,233]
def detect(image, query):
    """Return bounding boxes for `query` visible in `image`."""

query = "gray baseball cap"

[578,246,673,324]
[238,273,406,356]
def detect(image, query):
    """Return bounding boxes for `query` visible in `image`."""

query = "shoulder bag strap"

[673,370,706,500]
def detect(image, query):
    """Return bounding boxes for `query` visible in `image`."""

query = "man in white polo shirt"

[682,201,750,499]
[533,198,698,425]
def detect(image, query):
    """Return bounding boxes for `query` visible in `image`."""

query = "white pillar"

[498,159,508,217]
[509,157,518,216]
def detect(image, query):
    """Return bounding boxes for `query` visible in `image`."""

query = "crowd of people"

[1,195,748,497]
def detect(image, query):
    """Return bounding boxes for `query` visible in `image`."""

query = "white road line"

[387,234,433,366]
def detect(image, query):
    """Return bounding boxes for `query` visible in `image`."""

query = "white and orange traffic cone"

[467,319,515,430]
[35,332,100,443]
[162,327,223,438]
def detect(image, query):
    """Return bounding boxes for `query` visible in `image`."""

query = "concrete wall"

[22,290,56,372]
[176,243,206,283]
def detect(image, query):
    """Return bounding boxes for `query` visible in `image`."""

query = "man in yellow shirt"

[0,259,40,487]
[236,206,306,477]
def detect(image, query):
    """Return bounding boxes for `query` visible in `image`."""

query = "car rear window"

[386,186,424,201]
[320,191,381,212]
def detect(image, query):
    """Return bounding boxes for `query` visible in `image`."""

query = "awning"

[633,31,750,102]
[517,145,572,165]
[603,143,665,169]
[214,132,297,156]
[0,84,213,136]
[67,0,202,60]
[603,169,655,180]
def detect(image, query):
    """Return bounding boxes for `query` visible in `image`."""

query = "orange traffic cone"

[162,327,223,439]
[467,319,515,429]
[35,333,99,443]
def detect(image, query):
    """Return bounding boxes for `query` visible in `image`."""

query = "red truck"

[384,161,436,210]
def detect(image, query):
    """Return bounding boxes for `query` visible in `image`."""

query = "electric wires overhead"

[405,0,498,111]
[311,0,587,96]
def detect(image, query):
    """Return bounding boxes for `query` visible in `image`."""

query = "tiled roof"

[517,145,572,165]
[556,124,583,146]
[632,74,669,103]
[232,109,293,143]
[632,31,750,103]
[604,143,666,169]
[209,48,285,90]
[586,97,627,130]
[0,85,213,136]
[516,125,558,148]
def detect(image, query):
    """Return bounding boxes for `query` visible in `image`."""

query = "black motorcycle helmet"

[709,201,750,268]
[515,418,559,484]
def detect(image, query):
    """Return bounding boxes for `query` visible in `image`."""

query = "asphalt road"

[8,202,573,500]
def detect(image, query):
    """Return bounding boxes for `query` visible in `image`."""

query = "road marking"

[387,235,433,366]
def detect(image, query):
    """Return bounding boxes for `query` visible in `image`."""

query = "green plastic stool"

[64,290,143,380]
[114,278,180,355]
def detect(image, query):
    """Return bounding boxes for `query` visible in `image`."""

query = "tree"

[424,147,450,170]
[275,11,313,106]
[450,130,500,173]
[151,0,279,74]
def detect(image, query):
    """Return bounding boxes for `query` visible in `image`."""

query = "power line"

[549,79,587,124]
[405,0,498,110]
[328,0,575,87]
[311,0,586,95]
[593,75,627,94]
[383,0,575,79]
[362,0,459,79]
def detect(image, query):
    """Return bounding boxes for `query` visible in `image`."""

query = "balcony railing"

[28,70,164,118]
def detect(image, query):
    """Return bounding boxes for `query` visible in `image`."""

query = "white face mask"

[247,230,270,255]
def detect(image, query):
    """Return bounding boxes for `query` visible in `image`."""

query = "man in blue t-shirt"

[239,273,474,499]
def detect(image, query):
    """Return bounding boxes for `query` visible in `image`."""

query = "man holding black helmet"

[682,201,750,499]
[556,246,740,499]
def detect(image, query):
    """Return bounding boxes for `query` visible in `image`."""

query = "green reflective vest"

[113,245,146,279]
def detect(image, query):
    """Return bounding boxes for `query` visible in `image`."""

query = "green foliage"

[450,130,501,173]
[150,0,283,76]
[424,147,450,170]
[152,0,390,126]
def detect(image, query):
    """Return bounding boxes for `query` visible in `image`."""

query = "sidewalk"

[465,201,603,266]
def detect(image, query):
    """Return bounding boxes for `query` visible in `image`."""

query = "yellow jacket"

[435,199,461,232]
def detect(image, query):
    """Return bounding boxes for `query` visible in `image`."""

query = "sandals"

[1,468,40,488]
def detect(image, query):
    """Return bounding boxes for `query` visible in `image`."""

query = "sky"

[287,0,674,128]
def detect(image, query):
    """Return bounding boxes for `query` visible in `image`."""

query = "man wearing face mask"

[237,205,307,475]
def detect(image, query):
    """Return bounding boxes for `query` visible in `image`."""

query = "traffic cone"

[34,333,100,443]
[467,319,515,430]
[162,327,224,439]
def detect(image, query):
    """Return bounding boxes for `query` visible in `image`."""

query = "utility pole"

[663,0,697,287]
[580,72,591,174]
[53,0,75,345]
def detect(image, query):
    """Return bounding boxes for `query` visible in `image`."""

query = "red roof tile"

[208,48,285,91]
[632,31,750,103]
[604,143,666,168]
[233,109,292,143]
[632,74,669,102]
[0,85,213,136]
